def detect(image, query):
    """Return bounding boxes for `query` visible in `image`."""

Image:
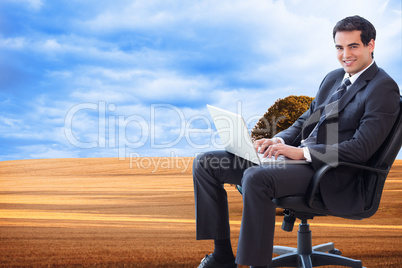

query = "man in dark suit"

[193,16,400,268]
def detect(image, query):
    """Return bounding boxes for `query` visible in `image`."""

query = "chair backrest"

[356,96,402,218]
[367,96,402,168]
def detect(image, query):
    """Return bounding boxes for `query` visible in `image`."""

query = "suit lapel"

[314,77,343,113]
[324,62,379,119]
[337,62,379,114]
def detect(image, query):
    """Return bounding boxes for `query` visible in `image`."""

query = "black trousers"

[193,151,315,266]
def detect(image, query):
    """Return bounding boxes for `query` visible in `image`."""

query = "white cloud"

[3,0,43,10]
[29,148,80,159]
[0,37,26,49]
[0,115,22,128]
[43,39,62,51]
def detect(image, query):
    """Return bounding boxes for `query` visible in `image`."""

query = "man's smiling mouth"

[344,60,356,66]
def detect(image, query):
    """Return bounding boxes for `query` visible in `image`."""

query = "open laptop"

[207,104,308,165]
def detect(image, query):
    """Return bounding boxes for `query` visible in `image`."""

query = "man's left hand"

[263,143,305,160]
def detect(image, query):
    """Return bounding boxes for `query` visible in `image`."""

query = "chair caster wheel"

[329,249,342,255]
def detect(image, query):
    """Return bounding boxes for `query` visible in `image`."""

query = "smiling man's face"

[335,30,375,76]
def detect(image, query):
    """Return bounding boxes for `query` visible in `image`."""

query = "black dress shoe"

[197,254,237,268]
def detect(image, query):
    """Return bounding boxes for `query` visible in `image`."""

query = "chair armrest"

[306,162,390,208]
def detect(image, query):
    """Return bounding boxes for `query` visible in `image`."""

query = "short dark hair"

[333,15,376,58]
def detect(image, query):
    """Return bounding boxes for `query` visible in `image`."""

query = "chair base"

[271,221,363,268]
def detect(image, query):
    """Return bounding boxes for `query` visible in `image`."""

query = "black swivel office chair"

[237,96,402,268]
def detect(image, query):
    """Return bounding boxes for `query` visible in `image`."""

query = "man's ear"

[368,39,375,53]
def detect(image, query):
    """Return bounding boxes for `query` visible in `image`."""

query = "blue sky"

[0,0,401,161]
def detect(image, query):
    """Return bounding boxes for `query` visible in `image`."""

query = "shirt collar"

[343,60,375,85]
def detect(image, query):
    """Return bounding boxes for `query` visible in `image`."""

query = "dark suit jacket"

[276,62,400,215]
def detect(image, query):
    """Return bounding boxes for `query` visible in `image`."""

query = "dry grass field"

[0,157,401,267]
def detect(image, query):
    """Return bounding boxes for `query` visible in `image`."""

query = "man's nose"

[343,47,352,58]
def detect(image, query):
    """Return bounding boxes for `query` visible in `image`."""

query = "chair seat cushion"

[273,195,328,217]
[273,195,364,220]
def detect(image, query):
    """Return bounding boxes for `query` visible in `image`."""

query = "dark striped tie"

[301,77,351,147]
